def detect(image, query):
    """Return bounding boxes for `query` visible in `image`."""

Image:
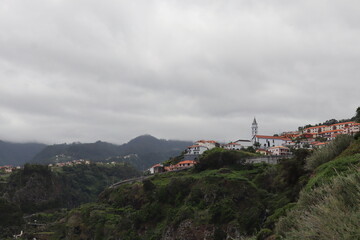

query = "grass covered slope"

[276,137,360,240]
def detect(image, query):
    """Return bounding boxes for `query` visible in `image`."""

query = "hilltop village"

[148,118,360,173]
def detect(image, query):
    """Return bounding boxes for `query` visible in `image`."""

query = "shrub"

[354,132,360,140]
[305,135,353,171]
[256,228,272,240]
[172,206,194,225]
[142,179,155,192]
[209,199,236,224]
[195,148,253,171]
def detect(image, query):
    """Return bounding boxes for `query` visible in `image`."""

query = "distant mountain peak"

[128,135,159,143]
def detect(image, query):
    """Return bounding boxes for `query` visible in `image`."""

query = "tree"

[355,107,360,123]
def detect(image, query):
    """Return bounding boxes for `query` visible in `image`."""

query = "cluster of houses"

[147,119,360,174]
[0,165,21,173]
[250,119,360,155]
[148,160,197,174]
[301,121,360,139]
[48,159,91,167]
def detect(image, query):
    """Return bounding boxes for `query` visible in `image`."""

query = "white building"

[148,164,164,174]
[235,139,253,147]
[223,142,242,150]
[303,121,358,135]
[195,140,218,150]
[253,135,290,149]
[268,146,291,156]
[185,145,209,155]
[343,123,360,135]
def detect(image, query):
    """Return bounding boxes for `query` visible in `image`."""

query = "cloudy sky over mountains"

[0,0,359,144]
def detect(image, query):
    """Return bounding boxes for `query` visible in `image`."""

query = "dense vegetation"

[2,163,140,213]
[48,148,310,240]
[0,163,140,239]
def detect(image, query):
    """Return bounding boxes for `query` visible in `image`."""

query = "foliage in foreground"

[276,173,360,240]
[274,138,360,240]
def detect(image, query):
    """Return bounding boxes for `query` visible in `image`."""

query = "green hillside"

[1,135,359,239]
[48,149,308,239]
[49,137,360,240]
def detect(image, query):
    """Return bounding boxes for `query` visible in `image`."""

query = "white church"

[250,118,290,149]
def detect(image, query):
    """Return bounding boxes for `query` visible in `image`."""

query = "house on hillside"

[318,129,344,141]
[267,146,291,156]
[195,140,219,149]
[256,148,271,155]
[186,145,208,155]
[222,142,242,150]
[235,139,252,147]
[0,165,14,173]
[175,160,197,170]
[343,123,360,135]
[184,144,209,160]
[149,164,164,174]
[303,122,359,136]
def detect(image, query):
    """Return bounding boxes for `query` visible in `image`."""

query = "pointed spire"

[252,117,258,138]
[252,117,257,125]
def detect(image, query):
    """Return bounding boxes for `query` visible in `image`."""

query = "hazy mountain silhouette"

[30,135,192,170]
[0,141,46,166]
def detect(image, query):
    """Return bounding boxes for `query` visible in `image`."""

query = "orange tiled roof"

[151,163,163,168]
[268,146,289,149]
[177,160,197,165]
[330,121,355,126]
[314,142,328,146]
[305,125,327,130]
[319,129,344,134]
[255,135,290,141]
[226,142,241,145]
[197,140,217,143]
[187,145,204,148]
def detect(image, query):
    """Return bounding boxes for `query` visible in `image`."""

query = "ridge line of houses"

[148,119,360,174]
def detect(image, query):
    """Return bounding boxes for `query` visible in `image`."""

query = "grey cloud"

[0,0,359,144]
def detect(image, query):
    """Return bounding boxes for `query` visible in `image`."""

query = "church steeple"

[252,117,258,138]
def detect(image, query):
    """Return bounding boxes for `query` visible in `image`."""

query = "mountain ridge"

[29,135,193,170]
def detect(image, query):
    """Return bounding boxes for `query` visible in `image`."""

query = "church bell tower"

[252,117,258,139]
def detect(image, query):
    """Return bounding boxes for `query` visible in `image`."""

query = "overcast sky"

[0,0,359,144]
